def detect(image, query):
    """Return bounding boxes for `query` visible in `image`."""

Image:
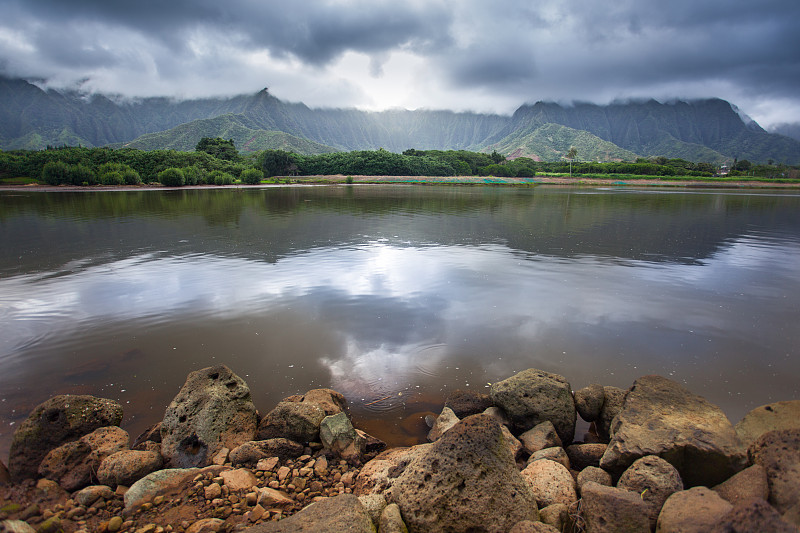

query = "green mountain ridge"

[2,76,800,164]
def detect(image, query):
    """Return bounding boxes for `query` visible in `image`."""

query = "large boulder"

[160,365,258,468]
[747,428,800,514]
[520,459,578,508]
[489,369,576,444]
[580,482,650,533]
[656,487,733,533]
[301,388,348,416]
[8,395,123,480]
[38,426,129,491]
[358,414,539,533]
[617,455,683,530]
[320,412,365,461]
[245,494,375,533]
[709,498,800,533]
[735,400,800,449]
[599,375,746,486]
[712,464,769,505]
[97,449,164,488]
[574,384,605,423]
[257,401,326,443]
[444,389,493,418]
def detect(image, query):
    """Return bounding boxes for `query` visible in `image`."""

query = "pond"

[1,185,799,456]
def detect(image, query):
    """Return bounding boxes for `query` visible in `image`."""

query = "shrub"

[122,168,142,185]
[240,168,264,185]
[41,161,70,185]
[100,171,124,185]
[68,163,96,185]
[210,170,234,185]
[158,167,185,187]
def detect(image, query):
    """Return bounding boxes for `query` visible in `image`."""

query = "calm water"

[1,185,799,457]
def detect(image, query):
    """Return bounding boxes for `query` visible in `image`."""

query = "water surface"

[1,185,799,455]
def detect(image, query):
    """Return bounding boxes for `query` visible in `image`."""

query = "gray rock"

[597,386,626,441]
[160,365,258,468]
[617,455,683,530]
[710,498,800,533]
[520,458,578,508]
[574,384,605,422]
[735,400,800,449]
[747,428,800,514]
[74,484,114,507]
[427,407,460,442]
[580,481,650,533]
[577,466,612,491]
[0,521,37,533]
[301,388,348,416]
[490,368,576,444]
[528,447,571,470]
[229,439,304,465]
[245,493,375,532]
[566,443,607,471]
[444,389,493,418]
[257,401,326,443]
[538,504,570,532]
[599,375,746,486]
[360,414,538,533]
[713,464,769,505]
[358,493,387,527]
[320,412,365,461]
[37,426,129,491]
[124,466,224,512]
[379,503,408,533]
[8,395,123,480]
[656,487,734,533]
[97,449,164,488]
[482,406,511,428]
[519,421,562,454]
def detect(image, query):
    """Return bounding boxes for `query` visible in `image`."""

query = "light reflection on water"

[1,186,799,455]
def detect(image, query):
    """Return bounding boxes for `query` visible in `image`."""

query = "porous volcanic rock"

[8,395,123,480]
[617,455,683,529]
[520,458,578,508]
[574,384,605,423]
[709,498,800,533]
[599,375,746,486]
[379,503,409,533]
[160,365,258,468]
[97,449,164,488]
[528,447,571,470]
[444,389,493,418]
[257,401,326,443]
[229,439,304,465]
[735,400,800,449]
[508,521,560,533]
[301,388,348,416]
[359,414,539,533]
[712,464,769,505]
[747,428,800,514]
[576,466,612,491]
[519,421,562,455]
[580,481,650,533]
[596,386,626,441]
[565,443,606,471]
[427,407,460,442]
[656,487,734,533]
[245,493,375,532]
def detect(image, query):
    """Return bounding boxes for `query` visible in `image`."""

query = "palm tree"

[566,146,578,177]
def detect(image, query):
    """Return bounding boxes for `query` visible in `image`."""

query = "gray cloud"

[1,0,799,125]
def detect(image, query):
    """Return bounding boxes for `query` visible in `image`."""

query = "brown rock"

[444,389,493,418]
[528,447,571,470]
[710,498,800,533]
[566,443,606,471]
[353,446,432,496]
[580,481,650,533]
[229,439,304,466]
[257,401,326,443]
[74,484,115,507]
[574,384,605,423]
[519,421,563,454]
[735,400,800,449]
[596,386,626,441]
[0,459,9,485]
[576,466,612,491]
[257,487,294,507]
[599,375,746,487]
[185,518,226,533]
[747,428,800,514]
[379,502,409,533]
[656,487,733,533]
[508,521,560,533]
[427,407,460,442]
[8,395,124,480]
[302,388,348,416]
[97,449,163,488]
[221,468,258,491]
[617,455,683,530]
[131,423,162,449]
[713,464,769,505]
[246,493,374,532]
[501,425,523,460]
[538,503,570,532]
[520,459,578,508]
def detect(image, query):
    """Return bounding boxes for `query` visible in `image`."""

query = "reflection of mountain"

[1,188,798,277]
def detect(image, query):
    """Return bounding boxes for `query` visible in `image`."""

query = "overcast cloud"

[1,0,799,127]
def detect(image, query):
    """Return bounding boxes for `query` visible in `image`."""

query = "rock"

[257,401,326,443]
[508,521,560,533]
[124,467,205,511]
[566,443,606,471]
[38,426,130,491]
[501,425,523,460]
[482,406,511,428]
[256,456,280,472]
[427,407,460,442]
[0,460,9,485]
[655,487,733,533]
[713,464,769,505]
[520,459,578,508]
[97,450,163,488]
[528,447,571,470]
[185,518,226,533]
[519,421,562,454]
[301,389,348,416]
[74,485,115,507]
[580,481,650,533]
[220,468,257,491]
[444,389,493,418]
[204,482,222,500]
[358,493,387,526]
[577,466,612,491]
[229,439,304,465]
[574,384,605,423]
[131,423,162,449]
[735,400,800,449]
[34,516,61,533]
[710,498,800,533]
[354,446,432,496]
[596,386,626,441]
[160,365,258,468]
[320,412,365,460]
[257,487,294,507]
[379,503,408,533]
[599,375,746,486]
[538,504,570,532]
[366,414,539,533]
[246,494,375,532]
[0,521,36,533]
[489,368,576,444]
[8,395,124,480]
[747,428,800,514]
[106,516,124,532]
[617,455,683,529]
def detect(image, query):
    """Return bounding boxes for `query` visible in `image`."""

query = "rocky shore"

[1,364,798,532]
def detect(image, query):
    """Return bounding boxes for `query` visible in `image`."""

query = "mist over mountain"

[2,76,800,164]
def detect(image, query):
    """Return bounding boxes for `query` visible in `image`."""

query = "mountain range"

[3,75,800,164]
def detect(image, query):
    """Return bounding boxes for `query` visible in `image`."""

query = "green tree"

[240,168,264,185]
[490,150,505,164]
[259,150,295,177]
[158,167,185,187]
[566,146,578,177]
[195,137,239,161]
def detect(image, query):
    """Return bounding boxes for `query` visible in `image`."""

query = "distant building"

[719,164,729,176]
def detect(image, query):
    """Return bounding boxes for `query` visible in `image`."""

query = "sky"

[1,0,799,128]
